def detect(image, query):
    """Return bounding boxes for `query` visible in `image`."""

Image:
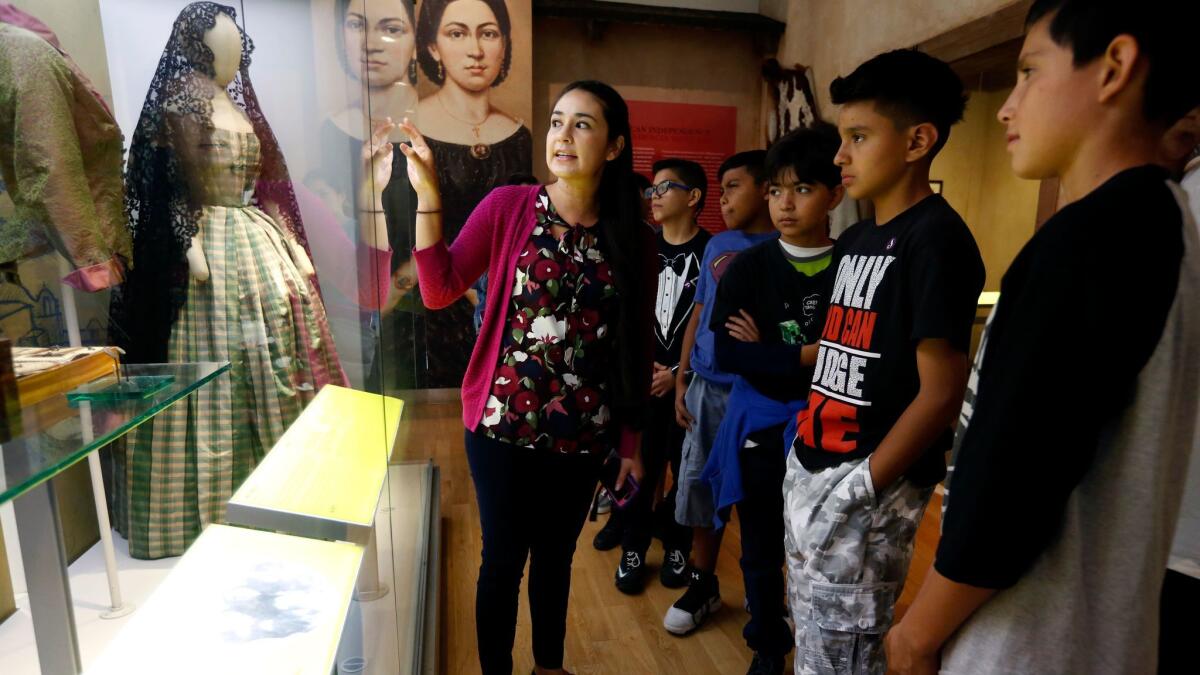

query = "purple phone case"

[607,475,639,509]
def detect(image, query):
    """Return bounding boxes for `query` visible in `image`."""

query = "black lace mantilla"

[112,2,313,363]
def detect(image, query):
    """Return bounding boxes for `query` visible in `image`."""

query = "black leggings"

[465,429,604,673]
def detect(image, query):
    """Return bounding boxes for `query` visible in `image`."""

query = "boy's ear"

[687,188,702,209]
[828,184,846,211]
[905,122,940,163]
[1096,34,1141,109]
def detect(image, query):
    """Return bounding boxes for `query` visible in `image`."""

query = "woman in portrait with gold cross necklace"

[413,0,532,388]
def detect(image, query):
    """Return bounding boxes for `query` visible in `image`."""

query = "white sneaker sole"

[663,595,721,635]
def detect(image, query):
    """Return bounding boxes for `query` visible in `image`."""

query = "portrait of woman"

[412,0,533,389]
[314,0,420,390]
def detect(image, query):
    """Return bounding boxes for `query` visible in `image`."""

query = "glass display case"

[0,363,231,674]
[0,0,530,670]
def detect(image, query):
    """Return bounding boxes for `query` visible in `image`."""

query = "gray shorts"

[782,453,933,674]
[675,375,732,528]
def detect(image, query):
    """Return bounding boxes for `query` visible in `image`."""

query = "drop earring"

[436,60,444,82]
[408,58,418,84]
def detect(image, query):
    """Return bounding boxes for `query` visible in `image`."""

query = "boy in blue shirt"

[662,151,778,635]
[702,125,844,674]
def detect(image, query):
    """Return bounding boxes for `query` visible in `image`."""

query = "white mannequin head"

[204,12,241,87]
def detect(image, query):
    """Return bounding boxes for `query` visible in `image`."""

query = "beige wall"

[778,0,1022,115]
[531,16,763,182]
[932,88,1039,290]
[775,0,1038,288]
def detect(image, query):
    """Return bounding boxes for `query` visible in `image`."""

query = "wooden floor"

[394,400,942,675]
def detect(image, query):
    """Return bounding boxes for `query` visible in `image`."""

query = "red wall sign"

[628,100,738,235]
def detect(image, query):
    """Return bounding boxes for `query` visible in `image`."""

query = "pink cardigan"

[413,184,639,457]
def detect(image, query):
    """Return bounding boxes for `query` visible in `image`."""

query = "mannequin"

[185,12,241,281]
[111,2,346,560]
[187,13,314,281]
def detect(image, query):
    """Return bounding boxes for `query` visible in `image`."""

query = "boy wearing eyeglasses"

[600,158,710,594]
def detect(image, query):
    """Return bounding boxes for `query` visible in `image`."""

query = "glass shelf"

[0,362,230,505]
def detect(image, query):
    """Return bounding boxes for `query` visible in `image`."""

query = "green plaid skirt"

[112,201,345,559]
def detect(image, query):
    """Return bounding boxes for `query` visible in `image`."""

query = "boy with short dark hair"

[1159,114,1199,674]
[663,150,778,636]
[783,49,984,674]
[600,158,709,594]
[699,125,844,675]
[887,3,1200,673]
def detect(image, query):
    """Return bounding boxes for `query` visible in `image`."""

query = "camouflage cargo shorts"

[782,452,933,675]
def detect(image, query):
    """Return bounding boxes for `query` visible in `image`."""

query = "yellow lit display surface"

[978,291,1000,307]
[227,385,404,540]
[85,524,364,675]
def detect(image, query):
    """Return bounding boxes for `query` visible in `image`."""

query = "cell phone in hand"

[599,453,639,509]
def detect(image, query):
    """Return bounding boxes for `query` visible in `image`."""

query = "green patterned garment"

[112,129,343,559]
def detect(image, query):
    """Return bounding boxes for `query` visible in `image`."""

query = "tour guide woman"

[402,80,654,675]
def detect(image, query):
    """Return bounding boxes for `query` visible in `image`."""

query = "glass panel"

[377,461,433,673]
[0,361,230,505]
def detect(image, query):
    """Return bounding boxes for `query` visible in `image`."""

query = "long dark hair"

[555,80,652,431]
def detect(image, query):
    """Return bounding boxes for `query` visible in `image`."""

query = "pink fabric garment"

[0,4,58,47]
[61,257,124,292]
[0,3,112,115]
[413,184,640,458]
[293,183,392,313]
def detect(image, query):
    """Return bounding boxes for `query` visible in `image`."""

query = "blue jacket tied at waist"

[699,376,806,528]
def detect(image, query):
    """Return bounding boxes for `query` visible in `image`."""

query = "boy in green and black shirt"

[700,125,843,674]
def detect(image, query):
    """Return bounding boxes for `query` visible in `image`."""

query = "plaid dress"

[113,129,345,559]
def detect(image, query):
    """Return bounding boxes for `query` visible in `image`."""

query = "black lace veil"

[113,1,313,363]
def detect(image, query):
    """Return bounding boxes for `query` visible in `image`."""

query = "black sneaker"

[615,550,647,594]
[660,548,689,588]
[663,569,721,635]
[592,515,622,551]
[745,652,785,675]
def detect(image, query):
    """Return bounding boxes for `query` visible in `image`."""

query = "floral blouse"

[481,188,617,454]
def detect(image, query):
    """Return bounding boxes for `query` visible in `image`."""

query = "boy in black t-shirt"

[887,3,1200,674]
[699,125,842,674]
[601,158,710,594]
[782,50,984,673]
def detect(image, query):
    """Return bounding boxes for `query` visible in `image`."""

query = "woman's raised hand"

[363,117,396,195]
[397,118,440,206]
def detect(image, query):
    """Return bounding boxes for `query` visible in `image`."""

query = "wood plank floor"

[393,400,941,675]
